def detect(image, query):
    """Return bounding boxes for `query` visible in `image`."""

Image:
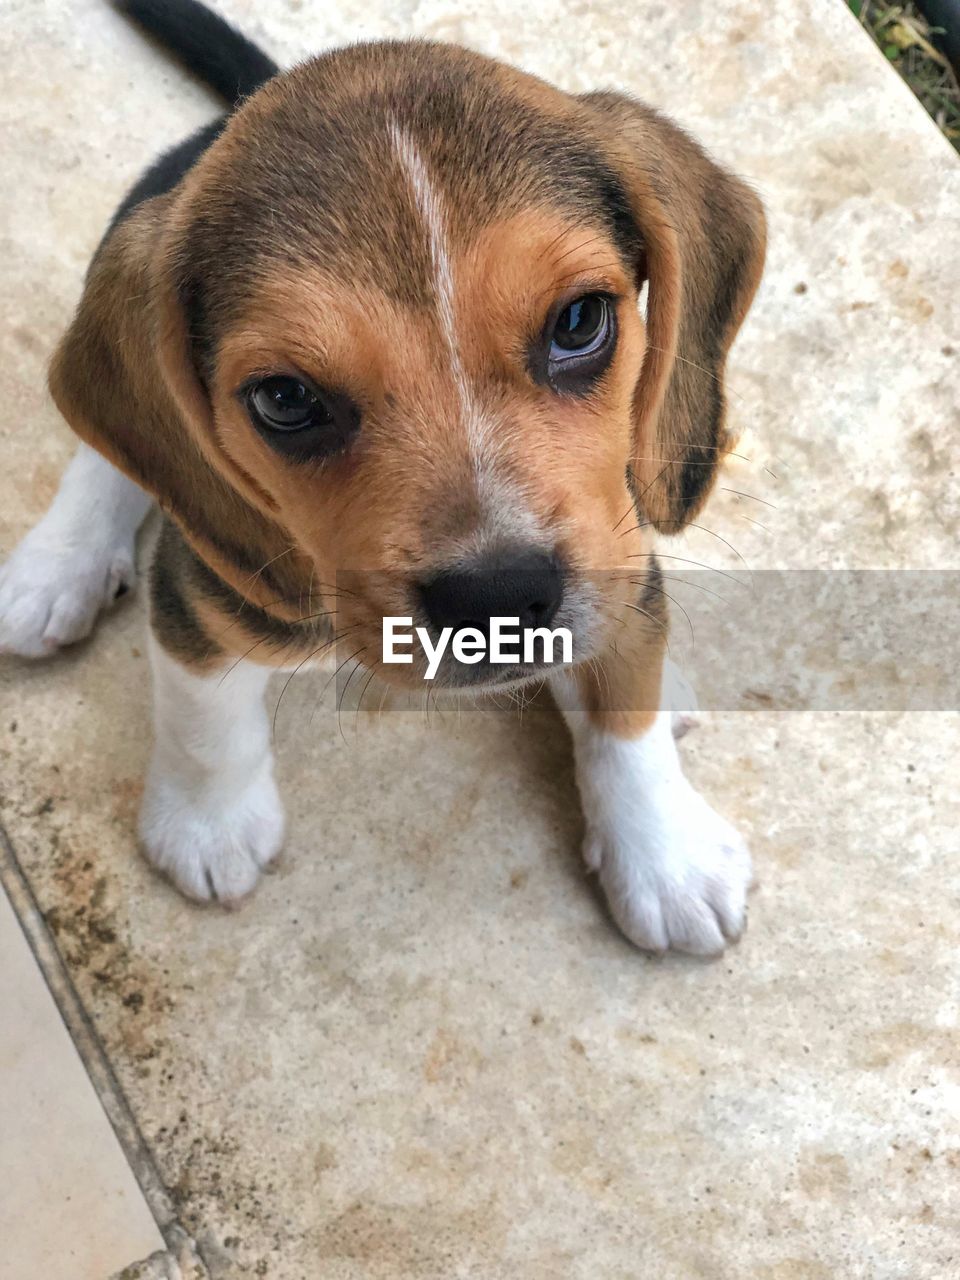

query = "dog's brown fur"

[49,40,765,715]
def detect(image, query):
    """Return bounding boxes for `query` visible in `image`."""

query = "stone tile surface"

[1,1,959,1276]
[0,885,164,1279]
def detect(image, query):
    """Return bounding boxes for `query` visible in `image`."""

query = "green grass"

[849,1,960,149]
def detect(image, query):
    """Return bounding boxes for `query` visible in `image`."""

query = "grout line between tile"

[0,819,211,1278]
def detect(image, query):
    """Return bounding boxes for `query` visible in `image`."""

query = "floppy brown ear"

[48,196,294,595]
[582,92,766,530]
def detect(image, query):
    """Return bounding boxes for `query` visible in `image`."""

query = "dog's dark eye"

[249,376,328,430]
[242,375,360,460]
[550,295,610,357]
[530,292,617,395]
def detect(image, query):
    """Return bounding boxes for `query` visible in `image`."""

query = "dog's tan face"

[52,41,765,688]
[210,205,646,685]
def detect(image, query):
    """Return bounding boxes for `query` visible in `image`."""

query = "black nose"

[419,549,564,635]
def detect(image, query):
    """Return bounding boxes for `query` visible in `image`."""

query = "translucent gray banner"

[321,570,960,713]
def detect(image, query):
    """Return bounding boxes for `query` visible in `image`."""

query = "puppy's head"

[53,42,765,688]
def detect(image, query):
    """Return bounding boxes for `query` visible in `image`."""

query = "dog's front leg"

[551,630,752,956]
[139,636,285,904]
[0,444,152,657]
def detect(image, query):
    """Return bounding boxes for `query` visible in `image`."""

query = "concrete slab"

[1,1,958,1276]
[0,881,165,1280]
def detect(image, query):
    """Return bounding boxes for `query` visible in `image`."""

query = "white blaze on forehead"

[388,123,472,416]
[388,122,541,545]
[388,122,546,554]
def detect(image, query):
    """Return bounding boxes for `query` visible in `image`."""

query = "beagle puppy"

[0,0,765,954]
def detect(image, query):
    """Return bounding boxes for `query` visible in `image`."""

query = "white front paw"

[139,763,286,905]
[0,527,136,658]
[587,784,752,956]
